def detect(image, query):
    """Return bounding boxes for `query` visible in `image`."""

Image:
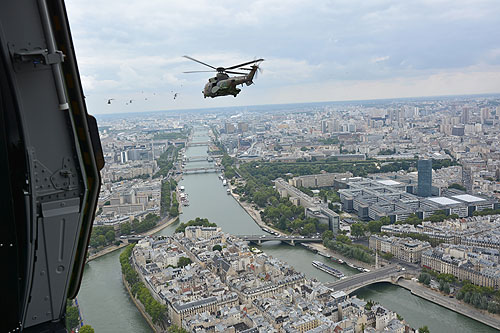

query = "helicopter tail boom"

[245,65,259,86]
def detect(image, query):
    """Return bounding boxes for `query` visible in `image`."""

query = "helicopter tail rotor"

[245,63,263,86]
[244,65,257,86]
[255,64,263,80]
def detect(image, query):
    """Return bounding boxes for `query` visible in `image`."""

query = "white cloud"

[371,56,390,63]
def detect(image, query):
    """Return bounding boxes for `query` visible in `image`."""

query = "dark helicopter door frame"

[0,0,103,331]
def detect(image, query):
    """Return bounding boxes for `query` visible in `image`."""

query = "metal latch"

[13,48,64,65]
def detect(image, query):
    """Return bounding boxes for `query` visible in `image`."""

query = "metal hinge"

[13,48,64,65]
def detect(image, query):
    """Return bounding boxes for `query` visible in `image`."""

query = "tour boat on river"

[312,261,345,279]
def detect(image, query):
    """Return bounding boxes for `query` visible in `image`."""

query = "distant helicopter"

[183,55,263,98]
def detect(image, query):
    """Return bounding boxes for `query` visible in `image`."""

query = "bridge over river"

[237,235,322,246]
[324,265,407,294]
[187,141,211,147]
[183,167,219,174]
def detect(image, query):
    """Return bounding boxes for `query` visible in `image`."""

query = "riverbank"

[229,187,287,236]
[398,279,500,331]
[122,274,159,332]
[229,185,375,271]
[307,243,374,270]
[87,216,178,262]
[87,243,128,262]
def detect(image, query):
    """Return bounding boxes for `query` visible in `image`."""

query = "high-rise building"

[237,122,249,133]
[417,159,432,197]
[321,120,328,133]
[120,151,129,164]
[461,107,470,124]
[462,165,473,193]
[480,108,489,124]
[331,119,340,132]
[451,126,465,136]
[225,122,236,134]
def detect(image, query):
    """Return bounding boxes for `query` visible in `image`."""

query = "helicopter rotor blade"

[225,58,264,70]
[225,70,248,75]
[183,70,217,73]
[183,55,217,69]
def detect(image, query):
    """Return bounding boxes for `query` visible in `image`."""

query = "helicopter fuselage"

[203,66,258,98]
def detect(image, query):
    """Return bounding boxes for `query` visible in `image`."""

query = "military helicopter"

[183,55,264,98]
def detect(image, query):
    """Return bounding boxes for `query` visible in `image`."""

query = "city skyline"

[92,92,500,117]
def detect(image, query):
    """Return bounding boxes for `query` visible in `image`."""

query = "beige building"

[369,235,431,263]
[287,316,320,332]
[184,226,222,239]
[237,274,306,304]
[289,172,352,188]
[102,203,145,214]
[169,293,239,326]
[421,245,500,289]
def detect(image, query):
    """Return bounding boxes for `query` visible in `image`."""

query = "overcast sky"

[65,0,500,114]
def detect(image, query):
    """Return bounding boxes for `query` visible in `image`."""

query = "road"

[325,265,400,291]
[398,279,500,331]
[238,235,322,242]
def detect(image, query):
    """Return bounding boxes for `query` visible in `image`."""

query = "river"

[77,127,496,332]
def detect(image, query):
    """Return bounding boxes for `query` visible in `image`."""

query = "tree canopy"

[322,232,374,263]
[418,325,430,333]
[89,225,115,249]
[120,245,166,323]
[130,214,161,234]
[154,145,181,178]
[177,256,192,268]
[65,304,79,329]
[350,223,366,238]
[167,325,189,333]
[448,183,466,191]
[79,325,95,333]
[175,217,217,233]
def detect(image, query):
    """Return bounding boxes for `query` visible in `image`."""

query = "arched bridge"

[324,265,407,294]
[187,141,211,147]
[237,235,322,246]
[183,167,218,174]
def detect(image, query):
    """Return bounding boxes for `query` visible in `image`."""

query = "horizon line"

[93,92,500,117]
